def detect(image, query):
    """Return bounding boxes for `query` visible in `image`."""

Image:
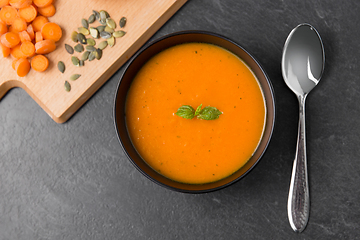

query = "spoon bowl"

[282,24,325,97]
[282,23,325,232]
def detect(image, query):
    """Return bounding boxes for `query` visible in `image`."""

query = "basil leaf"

[197,106,222,120]
[175,105,195,119]
[194,104,202,116]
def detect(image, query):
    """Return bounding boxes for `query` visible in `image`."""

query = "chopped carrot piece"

[19,30,31,42]
[0,32,20,48]
[35,30,42,42]
[10,44,26,58]
[18,4,37,22]
[9,0,32,8]
[33,0,52,8]
[0,42,10,57]
[0,21,7,35]
[12,17,27,32]
[14,57,30,77]
[12,58,18,69]
[34,39,55,54]
[31,54,48,72]
[37,4,55,17]
[0,6,18,25]
[0,0,9,8]
[20,40,34,57]
[31,15,48,32]
[26,23,34,39]
[41,22,61,42]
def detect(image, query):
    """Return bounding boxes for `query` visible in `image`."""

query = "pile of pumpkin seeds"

[59,10,127,92]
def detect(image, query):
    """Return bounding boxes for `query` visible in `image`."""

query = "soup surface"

[126,43,265,184]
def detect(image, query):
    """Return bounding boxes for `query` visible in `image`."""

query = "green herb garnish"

[175,104,222,120]
[175,105,195,119]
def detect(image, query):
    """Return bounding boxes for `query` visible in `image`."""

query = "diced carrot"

[20,40,34,57]
[19,30,31,42]
[12,58,18,69]
[0,0,9,8]
[0,21,7,35]
[34,39,55,54]
[9,0,32,8]
[0,42,10,57]
[31,54,48,72]
[10,44,26,58]
[14,57,30,77]
[35,30,42,42]
[41,22,61,42]
[18,4,37,22]
[33,0,51,8]
[37,4,55,17]
[12,17,27,32]
[0,32,20,48]
[0,6,18,25]
[26,23,34,39]
[31,15,48,32]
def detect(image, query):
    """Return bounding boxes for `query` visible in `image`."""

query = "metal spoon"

[281,23,325,232]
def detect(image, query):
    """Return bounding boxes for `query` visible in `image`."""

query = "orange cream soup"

[125,43,265,184]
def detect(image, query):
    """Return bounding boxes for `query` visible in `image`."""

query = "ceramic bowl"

[114,31,275,193]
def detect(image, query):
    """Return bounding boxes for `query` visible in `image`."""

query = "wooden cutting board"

[0,0,187,123]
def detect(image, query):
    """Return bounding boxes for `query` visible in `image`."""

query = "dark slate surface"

[1,0,359,239]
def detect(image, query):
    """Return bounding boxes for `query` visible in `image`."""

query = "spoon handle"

[287,96,310,232]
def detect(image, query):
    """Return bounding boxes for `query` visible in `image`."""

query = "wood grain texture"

[0,0,187,123]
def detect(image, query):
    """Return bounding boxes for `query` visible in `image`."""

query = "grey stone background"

[1,0,359,239]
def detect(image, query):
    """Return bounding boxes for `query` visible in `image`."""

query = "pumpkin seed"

[104,26,114,33]
[87,38,96,46]
[89,27,99,39]
[99,10,109,20]
[70,74,81,81]
[93,51,99,60]
[64,44,74,54]
[78,27,89,35]
[58,61,65,73]
[81,18,89,29]
[74,43,84,52]
[81,51,90,61]
[71,31,78,42]
[93,10,100,20]
[86,45,96,52]
[64,81,71,92]
[98,41,108,50]
[95,48,102,60]
[99,10,109,25]
[100,31,112,39]
[88,14,95,24]
[79,60,84,67]
[77,33,87,44]
[96,25,106,33]
[88,51,96,61]
[106,18,116,29]
[119,17,127,28]
[107,36,115,47]
[71,56,80,66]
[113,30,126,38]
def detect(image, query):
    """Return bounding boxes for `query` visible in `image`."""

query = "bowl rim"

[114,30,276,193]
